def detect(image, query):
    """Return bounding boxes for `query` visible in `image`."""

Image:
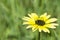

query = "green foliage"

[0,0,60,40]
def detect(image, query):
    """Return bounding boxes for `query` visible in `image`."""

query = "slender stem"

[38,32,40,40]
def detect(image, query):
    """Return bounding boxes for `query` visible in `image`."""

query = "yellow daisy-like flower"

[23,13,58,33]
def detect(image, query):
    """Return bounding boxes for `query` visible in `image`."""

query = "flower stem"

[38,32,40,40]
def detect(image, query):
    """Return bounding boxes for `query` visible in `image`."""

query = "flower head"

[23,13,58,33]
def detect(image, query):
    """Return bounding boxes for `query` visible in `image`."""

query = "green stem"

[38,32,40,40]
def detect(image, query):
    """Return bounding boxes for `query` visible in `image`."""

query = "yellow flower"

[23,13,58,33]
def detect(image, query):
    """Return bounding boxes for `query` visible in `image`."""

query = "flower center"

[35,20,45,26]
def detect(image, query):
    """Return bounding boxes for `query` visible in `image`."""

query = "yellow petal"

[43,12,47,16]
[26,26,32,29]
[42,28,50,33]
[22,17,30,21]
[23,22,29,24]
[38,26,50,33]
[40,12,47,18]
[32,27,38,32]
[32,25,38,32]
[39,28,42,32]
[23,21,35,25]
[46,15,51,19]
[39,12,50,21]
[45,23,58,28]
[28,13,38,20]
[46,25,56,28]
[38,26,44,32]
[39,13,51,21]
[50,23,58,26]
[46,18,57,23]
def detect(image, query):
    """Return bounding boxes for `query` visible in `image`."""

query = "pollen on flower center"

[35,20,45,26]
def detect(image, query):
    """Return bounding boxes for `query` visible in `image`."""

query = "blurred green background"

[0,0,60,40]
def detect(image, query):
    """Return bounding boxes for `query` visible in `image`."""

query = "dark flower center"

[35,20,45,26]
